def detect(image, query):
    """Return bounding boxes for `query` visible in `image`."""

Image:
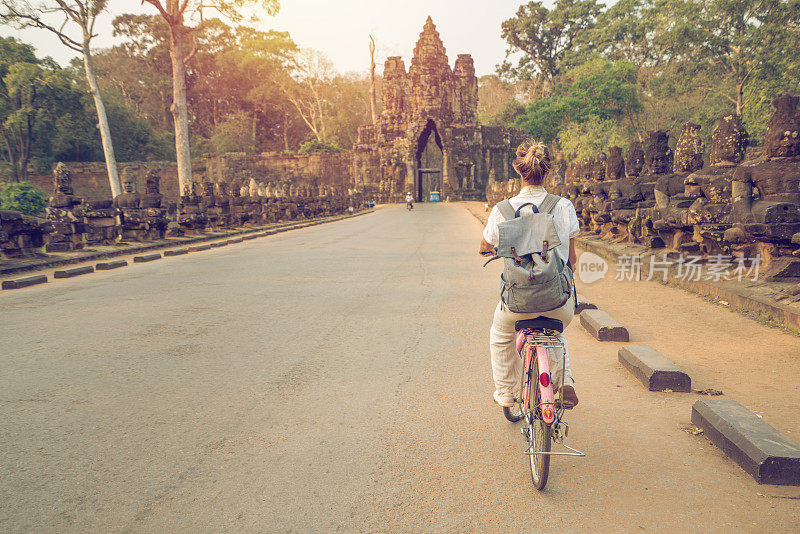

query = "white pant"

[490,298,575,398]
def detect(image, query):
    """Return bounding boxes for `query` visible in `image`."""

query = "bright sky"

[0,1,549,77]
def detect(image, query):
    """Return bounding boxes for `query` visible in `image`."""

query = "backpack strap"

[496,199,516,220]
[538,194,562,215]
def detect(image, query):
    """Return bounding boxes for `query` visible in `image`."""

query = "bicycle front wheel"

[528,355,551,490]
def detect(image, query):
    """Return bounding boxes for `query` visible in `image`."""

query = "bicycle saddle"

[515,317,564,333]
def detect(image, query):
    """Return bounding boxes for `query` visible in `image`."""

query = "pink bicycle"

[503,317,585,490]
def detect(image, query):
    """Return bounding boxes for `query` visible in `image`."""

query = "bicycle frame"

[516,327,585,458]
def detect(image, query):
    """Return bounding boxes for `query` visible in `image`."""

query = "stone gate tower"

[353,17,525,202]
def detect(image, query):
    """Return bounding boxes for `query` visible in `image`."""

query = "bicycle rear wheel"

[528,353,551,490]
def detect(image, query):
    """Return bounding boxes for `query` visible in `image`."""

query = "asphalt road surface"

[2,204,799,532]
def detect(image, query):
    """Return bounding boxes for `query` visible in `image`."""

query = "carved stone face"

[228,181,240,198]
[625,141,644,178]
[121,170,137,194]
[674,122,704,173]
[765,94,800,159]
[643,131,672,175]
[182,182,193,197]
[145,170,161,195]
[54,162,73,195]
[201,181,215,197]
[249,178,258,197]
[710,113,748,165]
[215,181,227,197]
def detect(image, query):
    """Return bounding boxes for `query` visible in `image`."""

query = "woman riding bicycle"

[479,139,580,410]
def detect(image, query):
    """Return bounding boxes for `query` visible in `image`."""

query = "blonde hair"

[513,139,551,185]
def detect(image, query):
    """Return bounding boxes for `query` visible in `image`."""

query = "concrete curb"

[618,345,691,392]
[575,293,598,314]
[579,309,630,341]
[133,253,162,263]
[96,260,127,270]
[2,274,47,290]
[164,249,188,257]
[691,398,800,485]
[53,266,94,279]
[188,244,211,252]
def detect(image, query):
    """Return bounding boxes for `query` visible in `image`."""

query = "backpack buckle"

[541,240,549,263]
[511,247,522,266]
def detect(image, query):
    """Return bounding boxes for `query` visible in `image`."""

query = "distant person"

[479,139,580,410]
[405,192,414,210]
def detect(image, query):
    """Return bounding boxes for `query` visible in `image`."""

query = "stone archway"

[415,119,443,202]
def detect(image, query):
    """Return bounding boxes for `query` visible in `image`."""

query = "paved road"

[1,204,799,532]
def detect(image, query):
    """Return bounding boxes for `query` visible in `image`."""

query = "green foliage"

[517,59,641,143]
[486,98,526,127]
[211,111,256,155]
[557,117,630,159]
[0,181,47,215]
[297,139,344,154]
[499,0,603,82]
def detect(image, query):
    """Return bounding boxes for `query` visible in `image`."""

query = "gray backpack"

[493,194,573,313]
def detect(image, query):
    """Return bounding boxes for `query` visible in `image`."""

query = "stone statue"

[141,169,168,240]
[605,146,625,181]
[642,131,673,176]
[45,162,85,252]
[114,167,149,241]
[178,181,207,235]
[710,113,748,166]
[625,141,644,178]
[674,122,704,174]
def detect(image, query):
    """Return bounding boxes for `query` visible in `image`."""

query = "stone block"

[580,309,629,341]
[618,345,691,392]
[575,294,598,314]
[227,237,243,244]
[210,241,227,248]
[188,244,211,252]
[242,234,257,240]
[53,265,94,279]
[133,253,161,263]
[2,274,47,289]
[692,398,800,485]
[164,248,188,257]
[96,260,128,270]
[45,242,73,253]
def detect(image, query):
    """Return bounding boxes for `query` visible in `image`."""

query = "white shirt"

[483,185,580,262]
[405,194,413,202]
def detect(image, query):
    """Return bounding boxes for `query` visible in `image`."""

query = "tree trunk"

[736,81,744,117]
[369,35,378,124]
[169,23,193,196]
[83,41,121,198]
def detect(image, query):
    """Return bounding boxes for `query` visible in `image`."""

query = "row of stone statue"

[489,93,800,271]
[176,176,361,234]
[0,162,363,259]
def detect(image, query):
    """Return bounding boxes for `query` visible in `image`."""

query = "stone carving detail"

[674,122,704,173]
[1,209,52,258]
[548,93,800,277]
[46,162,85,252]
[354,17,524,203]
[710,113,748,165]
[606,146,625,181]
[625,141,644,178]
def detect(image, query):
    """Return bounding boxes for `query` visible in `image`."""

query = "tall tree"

[141,0,278,194]
[0,37,82,180]
[688,0,800,116]
[499,0,602,91]
[0,0,123,196]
